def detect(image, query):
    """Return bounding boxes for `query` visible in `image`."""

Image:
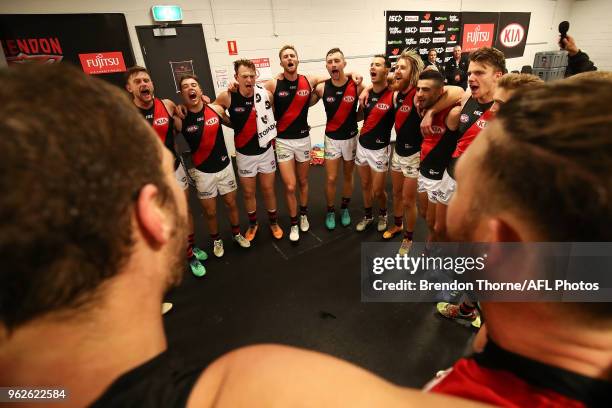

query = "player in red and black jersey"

[354,55,394,233]
[177,75,251,258]
[435,47,505,327]
[125,66,207,281]
[414,70,460,243]
[263,46,324,242]
[313,48,365,231]
[215,59,283,242]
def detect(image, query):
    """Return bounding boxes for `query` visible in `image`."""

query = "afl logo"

[343,95,355,103]
[460,114,469,123]
[154,118,169,126]
[206,117,219,126]
[476,119,488,129]
[375,103,390,110]
[297,89,309,97]
[186,125,199,132]
[234,107,245,112]
[399,105,411,113]
[326,96,336,103]
[278,91,289,97]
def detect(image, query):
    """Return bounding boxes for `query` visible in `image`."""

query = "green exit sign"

[151,5,183,22]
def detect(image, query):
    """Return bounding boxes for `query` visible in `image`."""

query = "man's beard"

[393,76,412,92]
[447,201,481,243]
[165,205,189,290]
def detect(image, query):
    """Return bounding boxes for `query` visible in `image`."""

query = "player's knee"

[285,182,296,195]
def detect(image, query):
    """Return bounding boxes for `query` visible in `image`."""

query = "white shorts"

[390,150,420,178]
[188,164,238,199]
[324,135,357,161]
[436,169,456,205]
[236,147,277,177]
[275,136,311,163]
[175,162,189,190]
[355,143,390,172]
[418,174,442,203]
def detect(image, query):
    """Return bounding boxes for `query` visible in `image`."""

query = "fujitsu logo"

[467,25,490,44]
[79,51,126,74]
[154,118,169,126]
[206,117,219,126]
[297,90,309,96]
[85,53,120,68]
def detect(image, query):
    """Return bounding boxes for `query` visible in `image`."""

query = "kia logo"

[154,118,168,126]
[375,103,390,110]
[431,125,444,134]
[206,117,219,126]
[343,95,355,103]
[499,23,525,48]
[297,90,309,96]
[399,105,411,113]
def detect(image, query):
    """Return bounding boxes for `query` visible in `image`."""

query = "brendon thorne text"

[372,279,600,292]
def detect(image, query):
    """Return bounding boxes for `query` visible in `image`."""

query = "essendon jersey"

[427,341,609,407]
[447,97,493,178]
[419,105,458,180]
[139,98,177,168]
[274,75,311,139]
[323,79,358,140]
[394,88,422,157]
[182,105,230,173]
[229,90,270,156]
[359,87,395,150]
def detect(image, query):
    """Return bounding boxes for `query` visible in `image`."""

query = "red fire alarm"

[227,40,238,55]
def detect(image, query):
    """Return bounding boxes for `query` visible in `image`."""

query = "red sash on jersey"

[428,358,585,407]
[277,75,310,133]
[360,88,394,136]
[394,87,417,131]
[152,98,171,144]
[452,109,495,158]
[325,80,357,133]
[192,105,221,167]
[420,104,456,161]
[234,108,257,148]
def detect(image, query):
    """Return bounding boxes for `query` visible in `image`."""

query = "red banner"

[79,52,126,75]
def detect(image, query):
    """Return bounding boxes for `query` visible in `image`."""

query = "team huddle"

[125,45,539,287]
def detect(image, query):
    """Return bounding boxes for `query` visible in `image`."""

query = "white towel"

[254,84,277,147]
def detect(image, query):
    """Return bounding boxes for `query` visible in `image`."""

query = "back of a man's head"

[0,64,172,332]
[479,79,612,321]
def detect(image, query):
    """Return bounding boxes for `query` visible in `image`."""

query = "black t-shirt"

[394,88,422,157]
[322,79,358,140]
[359,87,395,150]
[182,105,230,173]
[90,351,203,408]
[274,75,311,139]
[229,90,270,156]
